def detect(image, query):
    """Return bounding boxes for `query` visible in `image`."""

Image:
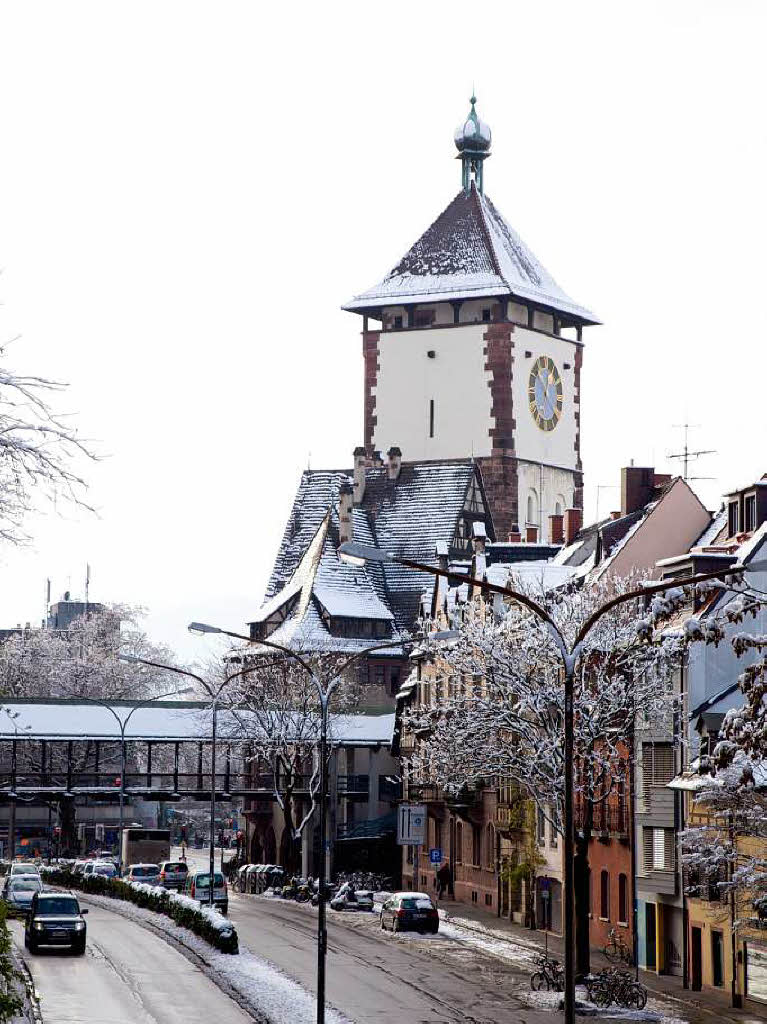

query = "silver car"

[3,876,43,912]
[124,863,161,886]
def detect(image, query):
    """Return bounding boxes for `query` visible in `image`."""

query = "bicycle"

[586,968,646,1009]
[603,927,632,965]
[530,954,564,992]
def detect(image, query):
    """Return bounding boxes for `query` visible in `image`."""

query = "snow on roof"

[691,508,728,549]
[485,561,580,591]
[259,461,482,652]
[343,187,599,324]
[0,701,395,746]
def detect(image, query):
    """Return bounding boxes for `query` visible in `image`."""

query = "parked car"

[379,892,439,934]
[3,876,43,912]
[158,861,189,891]
[330,883,360,911]
[124,863,161,886]
[24,891,88,954]
[90,861,118,878]
[9,862,39,879]
[72,860,91,875]
[184,870,228,914]
[354,890,375,912]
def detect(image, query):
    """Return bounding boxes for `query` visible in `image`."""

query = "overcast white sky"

[0,1,764,660]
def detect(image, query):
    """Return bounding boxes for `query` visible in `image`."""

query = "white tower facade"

[343,99,599,542]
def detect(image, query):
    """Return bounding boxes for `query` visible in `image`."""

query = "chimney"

[472,522,487,579]
[338,480,354,545]
[507,524,522,543]
[621,466,656,516]
[430,540,449,619]
[353,446,367,503]
[525,525,539,543]
[387,446,402,481]
[548,513,564,545]
[564,508,583,545]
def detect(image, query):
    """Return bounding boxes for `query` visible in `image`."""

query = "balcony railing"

[337,774,369,796]
[576,801,629,836]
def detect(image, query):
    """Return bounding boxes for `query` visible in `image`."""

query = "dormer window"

[728,501,739,537]
[393,315,403,329]
[482,308,491,322]
[744,494,756,533]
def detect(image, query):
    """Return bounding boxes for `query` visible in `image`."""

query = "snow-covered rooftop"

[0,700,395,745]
[343,186,599,324]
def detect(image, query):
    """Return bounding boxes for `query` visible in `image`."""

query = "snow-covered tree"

[681,581,767,938]
[0,605,179,852]
[0,344,95,546]
[0,604,176,700]
[221,650,361,872]
[403,573,687,973]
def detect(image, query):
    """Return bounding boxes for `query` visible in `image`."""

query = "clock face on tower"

[528,356,564,432]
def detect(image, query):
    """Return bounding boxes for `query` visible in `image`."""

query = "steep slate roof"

[343,186,599,324]
[255,461,484,652]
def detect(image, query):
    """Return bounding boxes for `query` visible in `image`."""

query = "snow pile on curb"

[78,890,354,1024]
[39,866,237,953]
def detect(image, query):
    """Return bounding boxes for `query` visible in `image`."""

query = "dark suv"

[25,891,88,954]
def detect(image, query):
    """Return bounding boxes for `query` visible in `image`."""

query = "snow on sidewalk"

[80,891,354,1024]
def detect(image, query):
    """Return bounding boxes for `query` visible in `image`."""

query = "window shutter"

[643,828,654,872]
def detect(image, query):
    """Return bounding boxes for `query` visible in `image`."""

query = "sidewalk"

[436,899,765,1024]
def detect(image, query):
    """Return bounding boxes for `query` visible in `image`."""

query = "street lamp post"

[188,619,457,1024]
[118,655,256,908]
[86,687,193,874]
[338,539,753,1024]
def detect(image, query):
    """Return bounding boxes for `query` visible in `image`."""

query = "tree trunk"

[574,830,591,978]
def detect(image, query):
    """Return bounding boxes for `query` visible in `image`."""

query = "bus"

[121,827,171,869]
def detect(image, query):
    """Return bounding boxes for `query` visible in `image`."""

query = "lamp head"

[188,622,222,635]
[338,541,393,564]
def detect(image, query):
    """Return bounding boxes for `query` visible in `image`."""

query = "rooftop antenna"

[85,563,91,612]
[668,423,716,482]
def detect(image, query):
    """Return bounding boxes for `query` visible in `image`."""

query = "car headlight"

[33,921,44,931]
[73,921,85,931]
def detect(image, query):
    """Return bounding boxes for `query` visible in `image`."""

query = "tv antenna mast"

[668,423,715,481]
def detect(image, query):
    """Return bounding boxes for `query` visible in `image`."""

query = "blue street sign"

[429,847,442,864]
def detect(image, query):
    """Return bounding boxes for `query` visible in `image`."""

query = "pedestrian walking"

[436,862,451,900]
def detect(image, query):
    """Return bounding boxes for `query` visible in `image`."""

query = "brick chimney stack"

[338,480,354,544]
[353,446,367,504]
[387,446,402,481]
[621,466,657,516]
[564,508,583,546]
[548,513,564,545]
[507,524,522,543]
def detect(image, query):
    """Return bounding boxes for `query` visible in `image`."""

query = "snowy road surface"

[226,889,538,1023]
[9,902,252,1024]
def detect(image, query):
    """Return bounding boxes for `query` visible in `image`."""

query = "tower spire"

[454,94,491,194]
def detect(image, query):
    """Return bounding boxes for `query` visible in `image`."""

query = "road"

[226,889,538,1024]
[9,902,251,1024]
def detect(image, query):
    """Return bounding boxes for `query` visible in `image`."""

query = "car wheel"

[27,940,38,955]
[73,940,86,956]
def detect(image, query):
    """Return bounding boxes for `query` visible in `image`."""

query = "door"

[646,904,657,970]
[712,931,724,988]
[691,927,702,991]
[745,942,767,1003]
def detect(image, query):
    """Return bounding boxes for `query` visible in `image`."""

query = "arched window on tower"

[526,490,539,526]
[555,495,565,518]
